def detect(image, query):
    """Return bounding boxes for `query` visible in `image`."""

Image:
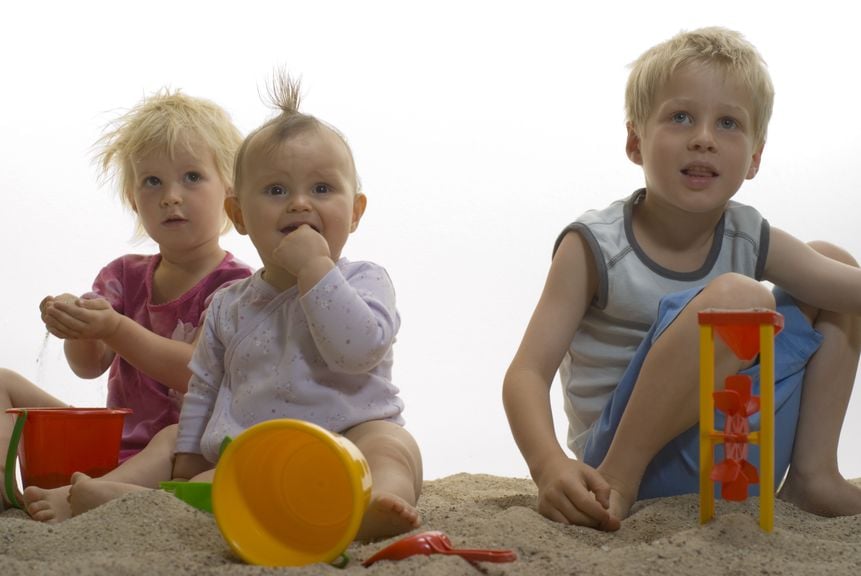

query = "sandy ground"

[2,473,860,575]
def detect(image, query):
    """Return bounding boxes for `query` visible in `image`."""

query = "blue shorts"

[582,287,823,500]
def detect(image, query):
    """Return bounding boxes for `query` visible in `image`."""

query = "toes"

[26,501,55,522]
[70,472,91,484]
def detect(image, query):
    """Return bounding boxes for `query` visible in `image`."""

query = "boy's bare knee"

[700,273,775,310]
[808,240,859,268]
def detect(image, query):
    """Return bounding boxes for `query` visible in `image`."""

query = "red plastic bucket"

[4,407,131,508]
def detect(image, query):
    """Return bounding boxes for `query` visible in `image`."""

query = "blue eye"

[671,112,692,124]
[143,176,161,187]
[718,117,738,130]
[265,185,287,196]
[313,183,331,195]
[184,171,202,184]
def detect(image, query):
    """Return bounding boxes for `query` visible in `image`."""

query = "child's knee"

[346,421,418,461]
[0,368,11,394]
[701,273,775,310]
[0,367,20,390]
[345,422,423,494]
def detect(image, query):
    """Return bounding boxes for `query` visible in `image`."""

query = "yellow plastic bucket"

[212,419,371,566]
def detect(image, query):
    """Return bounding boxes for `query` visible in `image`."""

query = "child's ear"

[224,196,247,235]
[350,193,367,232]
[626,121,644,166]
[746,143,765,180]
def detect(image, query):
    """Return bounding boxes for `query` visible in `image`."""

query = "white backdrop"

[2,1,859,481]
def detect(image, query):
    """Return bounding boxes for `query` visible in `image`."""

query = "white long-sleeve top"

[175,258,404,463]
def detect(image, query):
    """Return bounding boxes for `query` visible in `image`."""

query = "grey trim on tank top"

[553,188,770,310]
[553,222,610,309]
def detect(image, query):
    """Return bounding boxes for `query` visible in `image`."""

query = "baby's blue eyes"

[184,172,202,183]
[266,185,287,196]
[143,176,161,187]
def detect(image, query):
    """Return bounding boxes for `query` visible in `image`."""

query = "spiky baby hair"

[233,72,361,198]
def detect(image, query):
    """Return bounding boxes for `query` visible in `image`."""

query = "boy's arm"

[47,296,195,392]
[764,227,861,312]
[503,231,619,530]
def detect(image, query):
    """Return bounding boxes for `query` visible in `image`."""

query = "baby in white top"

[175,259,405,462]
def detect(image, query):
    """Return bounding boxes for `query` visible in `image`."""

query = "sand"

[2,473,860,575]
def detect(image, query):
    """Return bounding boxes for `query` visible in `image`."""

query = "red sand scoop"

[362,530,517,567]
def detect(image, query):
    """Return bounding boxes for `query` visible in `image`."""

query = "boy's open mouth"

[681,165,718,177]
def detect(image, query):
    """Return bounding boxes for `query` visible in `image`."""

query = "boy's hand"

[534,455,621,531]
[41,294,121,340]
[272,224,332,277]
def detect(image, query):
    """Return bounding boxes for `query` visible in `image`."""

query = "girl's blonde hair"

[95,90,243,235]
[233,73,361,198]
[625,27,774,147]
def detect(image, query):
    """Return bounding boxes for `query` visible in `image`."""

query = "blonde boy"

[504,27,861,530]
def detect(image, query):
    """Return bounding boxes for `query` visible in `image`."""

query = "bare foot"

[778,471,861,517]
[355,492,421,543]
[23,484,72,523]
[68,472,149,517]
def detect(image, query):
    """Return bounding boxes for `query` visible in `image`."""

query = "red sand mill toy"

[698,309,782,532]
